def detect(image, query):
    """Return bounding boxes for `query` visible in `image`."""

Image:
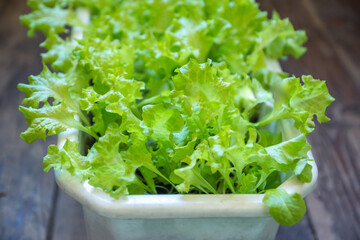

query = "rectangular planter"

[55,115,318,240]
[82,207,279,240]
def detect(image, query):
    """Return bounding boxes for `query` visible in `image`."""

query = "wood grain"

[308,0,360,87]
[52,189,87,240]
[0,0,57,239]
[276,213,315,240]
[260,1,360,239]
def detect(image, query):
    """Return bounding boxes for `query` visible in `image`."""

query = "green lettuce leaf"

[263,188,306,225]
[20,3,70,38]
[258,75,334,133]
[41,38,76,72]
[19,104,97,143]
[43,139,91,180]
[18,66,73,108]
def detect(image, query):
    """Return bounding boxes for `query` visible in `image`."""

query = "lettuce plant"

[19,0,334,225]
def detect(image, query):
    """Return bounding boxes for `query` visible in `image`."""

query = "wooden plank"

[307,0,360,88]
[307,126,360,240]
[0,0,57,239]
[52,190,87,240]
[276,213,315,240]
[260,1,360,240]
[259,0,360,103]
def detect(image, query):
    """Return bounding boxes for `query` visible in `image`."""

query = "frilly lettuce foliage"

[19,0,334,225]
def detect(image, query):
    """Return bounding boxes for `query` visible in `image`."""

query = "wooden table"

[0,0,359,239]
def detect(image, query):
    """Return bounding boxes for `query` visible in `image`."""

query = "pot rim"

[55,122,318,219]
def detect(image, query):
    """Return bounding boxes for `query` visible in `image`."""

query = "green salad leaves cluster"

[19,0,334,225]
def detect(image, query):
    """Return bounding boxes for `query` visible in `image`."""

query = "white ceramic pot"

[55,117,318,240]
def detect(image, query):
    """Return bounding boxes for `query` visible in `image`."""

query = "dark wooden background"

[0,0,359,239]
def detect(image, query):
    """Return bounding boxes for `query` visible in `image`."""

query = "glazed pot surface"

[83,206,279,240]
